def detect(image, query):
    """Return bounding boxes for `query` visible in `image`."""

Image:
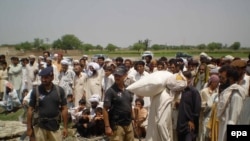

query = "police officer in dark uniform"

[27,67,68,141]
[103,66,134,141]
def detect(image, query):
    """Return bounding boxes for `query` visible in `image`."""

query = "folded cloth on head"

[89,94,100,103]
[88,62,100,70]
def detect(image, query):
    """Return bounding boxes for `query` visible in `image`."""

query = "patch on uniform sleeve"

[117,92,122,97]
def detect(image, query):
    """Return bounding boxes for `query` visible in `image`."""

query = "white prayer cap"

[210,68,219,74]
[61,59,69,65]
[73,60,80,64]
[38,56,44,59]
[88,62,100,70]
[200,52,208,57]
[54,53,58,57]
[207,64,216,70]
[89,94,100,103]
[224,55,234,61]
[82,55,88,59]
[200,52,211,60]
[104,58,112,62]
[83,55,88,58]
[29,55,36,58]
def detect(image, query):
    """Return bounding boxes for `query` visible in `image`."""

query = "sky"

[0,0,250,47]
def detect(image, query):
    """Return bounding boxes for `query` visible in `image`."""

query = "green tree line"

[1,34,244,52]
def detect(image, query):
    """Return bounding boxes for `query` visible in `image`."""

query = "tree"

[95,45,103,51]
[230,42,241,50]
[207,42,222,51]
[52,39,62,50]
[144,39,150,51]
[40,44,50,51]
[106,43,117,52]
[137,39,151,50]
[216,43,222,50]
[34,38,44,49]
[61,34,83,50]
[151,44,161,50]
[207,42,216,51]
[132,43,145,52]
[197,44,206,50]
[81,43,94,51]
[15,41,32,51]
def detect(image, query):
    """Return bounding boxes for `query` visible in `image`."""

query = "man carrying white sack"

[126,71,187,141]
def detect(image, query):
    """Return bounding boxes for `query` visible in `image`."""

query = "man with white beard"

[85,62,102,104]
[26,55,38,87]
[193,63,209,92]
[46,57,59,85]
[58,60,75,97]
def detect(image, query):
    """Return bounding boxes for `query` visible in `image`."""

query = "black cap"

[115,57,123,62]
[39,67,53,76]
[10,56,19,60]
[113,66,127,76]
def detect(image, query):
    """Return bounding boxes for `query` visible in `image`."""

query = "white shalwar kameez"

[217,83,245,141]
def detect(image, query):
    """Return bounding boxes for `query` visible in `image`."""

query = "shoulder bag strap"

[35,86,39,110]
[55,85,61,104]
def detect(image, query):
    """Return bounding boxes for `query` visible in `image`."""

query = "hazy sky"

[1,0,250,47]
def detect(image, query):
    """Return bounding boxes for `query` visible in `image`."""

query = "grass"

[0,108,24,121]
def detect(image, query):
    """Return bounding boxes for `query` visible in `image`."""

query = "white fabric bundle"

[126,71,187,97]
[126,71,172,97]
[166,71,187,93]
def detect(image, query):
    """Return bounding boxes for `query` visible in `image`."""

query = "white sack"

[126,71,173,97]
[166,71,187,92]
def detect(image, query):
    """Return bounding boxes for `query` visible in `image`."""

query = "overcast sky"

[0,0,250,47]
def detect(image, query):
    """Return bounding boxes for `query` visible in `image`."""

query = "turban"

[61,59,69,65]
[208,74,219,85]
[88,62,100,70]
[89,94,100,103]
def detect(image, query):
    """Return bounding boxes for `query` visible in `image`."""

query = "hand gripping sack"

[126,71,173,97]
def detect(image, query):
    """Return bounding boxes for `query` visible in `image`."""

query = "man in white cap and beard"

[46,57,59,85]
[88,94,102,118]
[58,60,75,97]
[85,62,102,104]
[27,55,39,87]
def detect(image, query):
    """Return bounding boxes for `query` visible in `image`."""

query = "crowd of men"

[0,51,250,141]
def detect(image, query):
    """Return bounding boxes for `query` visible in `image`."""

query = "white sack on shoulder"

[166,71,187,93]
[126,71,173,97]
